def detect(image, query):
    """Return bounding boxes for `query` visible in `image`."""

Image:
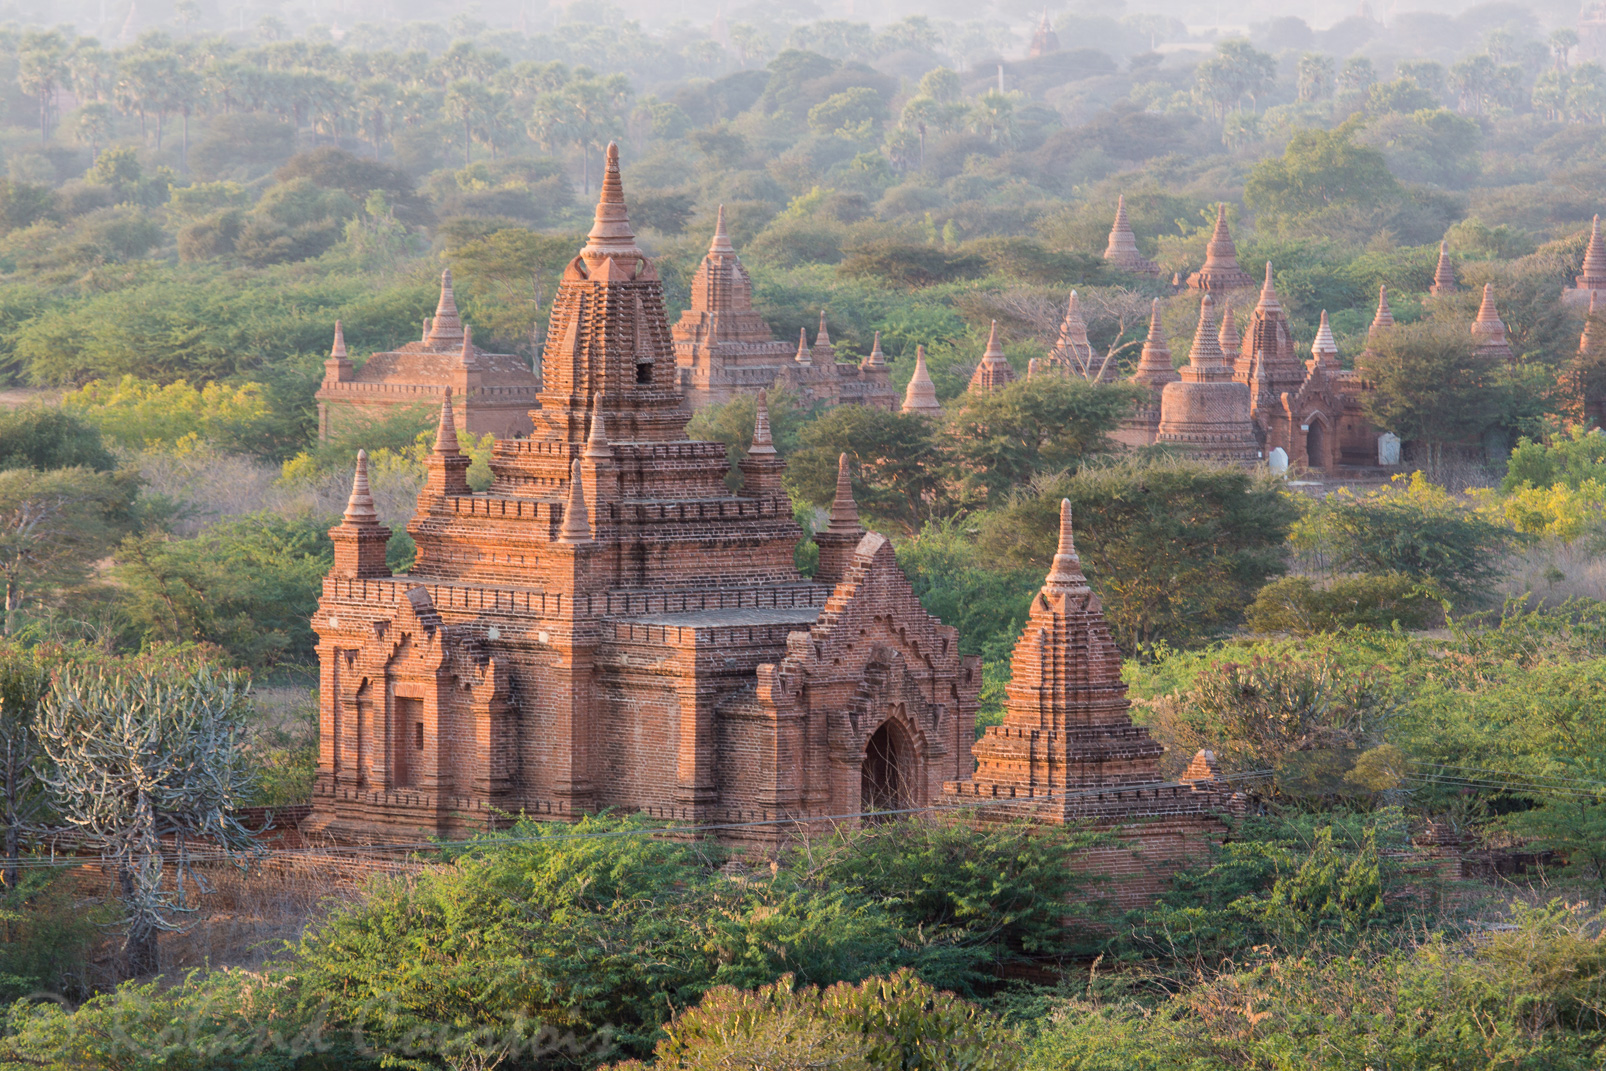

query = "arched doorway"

[860,720,913,818]
[1305,419,1329,472]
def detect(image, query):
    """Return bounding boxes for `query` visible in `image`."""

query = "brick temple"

[308,146,979,843]
[316,271,542,440]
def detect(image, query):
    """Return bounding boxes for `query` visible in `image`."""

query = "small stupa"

[1103,195,1160,277]
[1471,283,1515,362]
[968,321,1016,393]
[1187,204,1256,293]
[1115,298,1180,447]
[1568,215,1606,306]
[902,345,943,415]
[1430,241,1458,296]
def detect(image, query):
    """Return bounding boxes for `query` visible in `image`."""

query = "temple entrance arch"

[1305,417,1329,472]
[860,719,914,819]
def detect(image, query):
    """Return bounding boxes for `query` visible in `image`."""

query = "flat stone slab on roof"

[625,607,822,628]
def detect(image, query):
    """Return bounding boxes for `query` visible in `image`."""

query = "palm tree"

[74,101,113,162]
[444,78,492,165]
[17,33,68,144]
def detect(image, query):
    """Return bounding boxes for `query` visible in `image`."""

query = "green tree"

[1194,39,1277,118]
[1297,52,1334,101]
[807,86,886,138]
[0,467,132,634]
[979,457,1298,652]
[945,376,1143,503]
[1358,321,1501,477]
[1292,473,1518,601]
[0,646,49,887]
[786,405,948,537]
[1245,122,1401,228]
[0,408,115,473]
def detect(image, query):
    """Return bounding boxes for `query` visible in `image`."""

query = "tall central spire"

[426,269,465,348]
[581,142,643,259]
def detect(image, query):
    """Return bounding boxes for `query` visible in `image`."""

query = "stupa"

[968,321,1016,393]
[1234,262,1305,403]
[1156,294,1262,461]
[943,499,1238,910]
[1103,195,1160,278]
[1430,241,1458,296]
[1039,291,1100,379]
[1567,215,1606,307]
[1029,9,1060,57]
[1113,298,1178,448]
[316,270,542,440]
[1471,283,1516,361]
[1187,204,1256,293]
[901,345,943,414]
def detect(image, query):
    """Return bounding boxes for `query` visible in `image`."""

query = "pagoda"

[316,270,542,440]
[943,500,1238,910]
[1429,241,1458,296]
[1471,284,1516,362]
[1156,294,1262,461]
[1235,262,1306,405]
[1037,291,1102,379]
[1103,195,1160,278]
[901,345,943,414]
[1028,9,1060,57]
[1566,215,1606,307]
[968,321,1016,393]
[308,145,978,844]
[671,205,796,408]
[1187,204,1256,293]
[1567,291,1605,425]
[1113,298,1178,448]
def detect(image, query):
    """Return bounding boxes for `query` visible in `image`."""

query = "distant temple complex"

[1028,10,1060,57]
[316,272,542,440]
[672,208,897,412]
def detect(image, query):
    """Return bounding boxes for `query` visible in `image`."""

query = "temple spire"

[816,310,831,347]
[1580,214,1606,292]
[344,450,378,524]
[1187,294,1227,373]
[580,142,643,259]
[331,320,347,359]
[558,459,591,542]
[902,345,942,414]
[426,268,464,347]
[1257,261,1280,311]
[708,203,734,255]
[969,320,1015,392]
[827,452,859,533]
[1189,204,1254,292]
[1472,282,1514,360]
[1312,310,1339,365]
[1103,194,1159,276]
[1042,499,1090,594]
[1217,299,1240,354]
[1372,284,1395,331]
[794,327,811,365]
[863,330,887,370]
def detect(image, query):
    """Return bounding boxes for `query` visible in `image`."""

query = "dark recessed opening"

[636,361,652,384]
[414,722,424,751]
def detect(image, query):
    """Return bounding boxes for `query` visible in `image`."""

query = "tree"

[1245,122,1401,228]
[1195,39,1276,119]
[1552,27,1581,70]
[979,457,1299,652]
[1291,473,1519,602]
[17,34,68,144]
[0,647,49,888]
[1339,56,1376,93]
[1451,53,1498,115]
[945,376,1142,503]
[1358,321,1501,477]
[0,467,131,634]
[1296,53,1333,102]
[0,408,115,473]
[444,78,493,166]
[37,662,261,976]
[785,405,948,537]
[73,102,114,162]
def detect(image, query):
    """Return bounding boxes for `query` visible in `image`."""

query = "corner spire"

[749,389,776,456]
[344,449,378,524]
[1257,261,1280,311]
[1217,299,1239,353]
[434,387,460,456]
[558,459,591,542]
[331,319,347,358]
[1042,498,1090,593]
[863,330,887,369]
[827,452,859,533]
[794,327,811,365]
[816,310,831,347]
[985,319,1002,357]
[708,203,734,255]
[426,268,465,347]
[1312,310,1338,363]
[580,142,643,259]
[584,406,610,461]
[1131,297,1178,386]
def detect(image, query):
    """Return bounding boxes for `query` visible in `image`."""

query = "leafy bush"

[0,407,114,472]
[1245,573,1442,634]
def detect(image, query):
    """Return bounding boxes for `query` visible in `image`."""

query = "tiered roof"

[1103,195,1160,277]
[1187,204,1256,293]
[1310,310,1341,371]
[671,205,793,376]
[968,321,1016,393]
